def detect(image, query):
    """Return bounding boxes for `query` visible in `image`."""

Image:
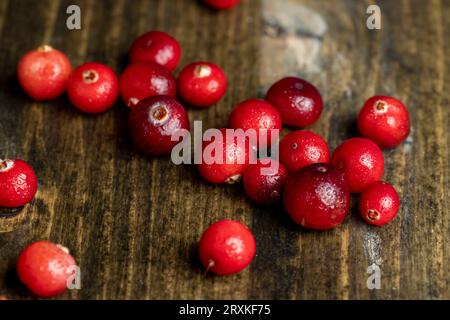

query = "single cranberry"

[17,45,72,101]
[129,95,190,156]
[177,61,227,108]
[17,240,77,298]
[229,99,282,149]
[279,130,330,173]
[0,159,38,208]
[265,77,323,128]
[358,96,410,149]
[67,62,119,114]
[120,61,176,107]
[197,128,256,184]
[359,181,400,226]
[199,220,255,275]
[203,0,240,10]
[243,159,288,205]
[283,163,350,230]
[331,138,384,193]
[129,30,181,72]
[266,77,323,127]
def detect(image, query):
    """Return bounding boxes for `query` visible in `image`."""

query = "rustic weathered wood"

[0,0,448,299]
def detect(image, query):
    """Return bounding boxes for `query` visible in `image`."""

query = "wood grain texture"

[0,0,448,299]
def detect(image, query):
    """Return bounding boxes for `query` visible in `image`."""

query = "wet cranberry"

[17,45,72,101]
[243,159,288,205]
[177,61,227,108]
[358,96,410,149]
[229,99,282,149]
[120,61,176,107]
[0,159,38,208]
[283,163,350,230]
[279,130,330,173]
[199,220,255,276]
[17,241,77,298]
[67,62,119,114]
[265,77,323,128]
[197,128,256,184]
[129,30,181,71]
[129,96,190,156]
[359,181,400,226]
[331,138,384,193]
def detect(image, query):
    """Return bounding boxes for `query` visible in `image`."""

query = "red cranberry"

[129,30,181,72]
[199,220,255,275]
[17,45,72,101]
[129,96,190,156]
[177,61,227,108]
[17,241,77,298]
[331,138,384,193]
[358,96,410,149]
[359,181,400,226]
[120,61,176,107]
[279,130,330,174]
[229,99,282,149]
[203,0,240,10]
[0,159,38,208]
[67,62,119,114]
[197,128,256,184]
[265,77,323,128]
[243,159,288,205]
[283,163,350,230]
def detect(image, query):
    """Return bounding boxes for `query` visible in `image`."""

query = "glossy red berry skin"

[129,30,181,72]
[67,62,119,114]
[17,45,72,101]
[177,62,227,108]
[198,128,256,184]
[243,159,288,205]
[229,99,282,149]
[0,159,38,208]
[199,220,255,276]
[120,61,177,107]
[265,77,323,128]
[203,0,240,10]
[279,130,330,174]
[357,96,410,149]
[129,96,190,156]
[17,241,77,298]
[283,163,350,230]
[331,138,384,193]
[359,181,400,226]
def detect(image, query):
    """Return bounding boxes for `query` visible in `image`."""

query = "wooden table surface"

[0,0,449,300]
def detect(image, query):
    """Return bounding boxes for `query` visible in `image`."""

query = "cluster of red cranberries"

[198,85,409,276]
[1,0,411,297]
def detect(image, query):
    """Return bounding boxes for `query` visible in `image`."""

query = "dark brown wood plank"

[0,0,448,300]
